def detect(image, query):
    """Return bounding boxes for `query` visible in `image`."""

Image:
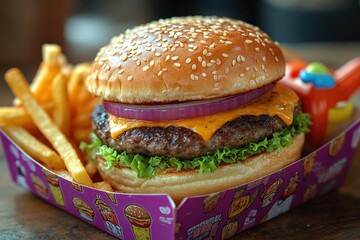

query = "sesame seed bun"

[87,16,285,103]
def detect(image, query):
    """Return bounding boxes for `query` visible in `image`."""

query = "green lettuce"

[80,112,311,178]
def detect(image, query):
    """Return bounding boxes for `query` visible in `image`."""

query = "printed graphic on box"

[1,117,359,240]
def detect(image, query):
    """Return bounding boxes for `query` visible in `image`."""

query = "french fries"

[68,63,90,108]
[94,181,114,192]
[68,63,101,144]
[30,44,62,104]
[85,159,98,178]
[52,73,70,136]
[2,126,65,169]
[1,43,113,191]
[5,68,93,187]
[0,107,32,127]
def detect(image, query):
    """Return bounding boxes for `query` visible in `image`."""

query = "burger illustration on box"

[82,16,311,205]
[72,196,95,222]
[124,204,152,240]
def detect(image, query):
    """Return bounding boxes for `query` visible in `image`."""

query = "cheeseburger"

[83,16,311,204]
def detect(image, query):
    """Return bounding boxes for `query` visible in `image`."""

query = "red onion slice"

[103,84,275,121]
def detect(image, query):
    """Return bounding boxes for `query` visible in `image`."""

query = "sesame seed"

[174,62,181,67]
[171,56,179,60]
[158,70,163,76]
[225,41,233,45]
[237,55,241,62]
[232,60,236,66]
[150,60,155,66]
[225,67,230,74]
[127,76,133,81]
[142,66,149,71]
[241,56,246,61]
[255,47,260,52]
[198,56,203,62]
[136,60,141,66]
[222,53,229,58]
[202,61,206,67]
[122,55,128,61]
[253,66,258,71]
[212,70,217,75]
[165,55,171,61]
[262,56,266,62]
[119,69,124,74]
[190,74,195,80]
[245,66,251,71]
[239,73,245,78]
[192,64,197,70]
[186,58,191,63]
[202,73,207,77]
[275,56,279,62]
[155,52,161,57]
[245,40,253,44]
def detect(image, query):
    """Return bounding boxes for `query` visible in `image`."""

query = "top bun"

[87,16,285,103]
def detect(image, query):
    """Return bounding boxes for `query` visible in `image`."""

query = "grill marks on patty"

[92,104,298,159]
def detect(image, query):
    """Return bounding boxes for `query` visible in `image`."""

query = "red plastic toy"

[280,57,360,148]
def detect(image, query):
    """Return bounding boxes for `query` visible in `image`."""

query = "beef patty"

[92,104,299,159]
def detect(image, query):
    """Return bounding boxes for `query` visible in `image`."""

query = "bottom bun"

[97,133,305,205]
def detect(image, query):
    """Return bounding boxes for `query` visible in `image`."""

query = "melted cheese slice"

[108,84,299,142]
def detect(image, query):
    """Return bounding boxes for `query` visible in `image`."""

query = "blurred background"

[0,0,360,104]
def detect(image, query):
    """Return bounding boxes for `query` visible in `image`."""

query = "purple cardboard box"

[1,116,360,239]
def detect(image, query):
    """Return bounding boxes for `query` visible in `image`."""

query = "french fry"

[30,44,62,104]
[68,63,90,108]
[5,68,93,187]
[0,103,53,126]
[94,181,114,192]
[85,159,98,178]
[53,169,74,181]
[52,73,70,136]
[0,107,32,127]
[2,126,65,169]
[43,44,62,66]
